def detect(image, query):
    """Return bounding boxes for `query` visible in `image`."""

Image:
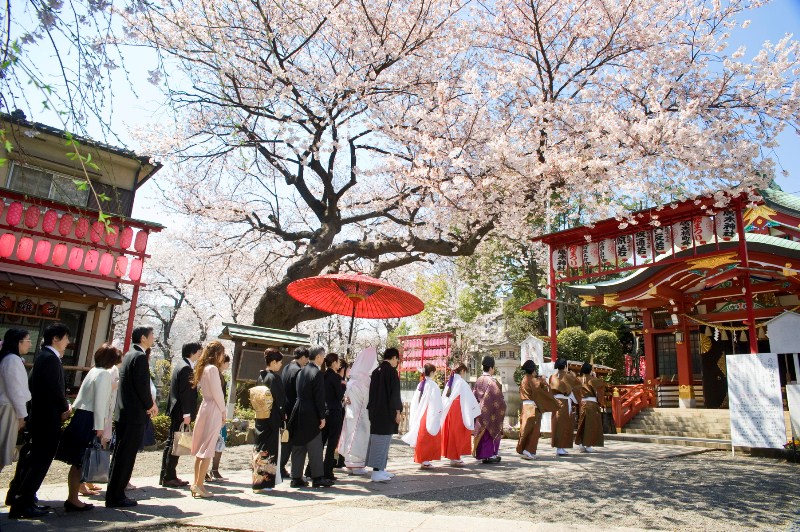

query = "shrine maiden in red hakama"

[401,365,443,468]
[472,356,506,464]
[440,364,480,466]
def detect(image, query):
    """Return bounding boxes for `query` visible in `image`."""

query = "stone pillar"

[675,319,695,408]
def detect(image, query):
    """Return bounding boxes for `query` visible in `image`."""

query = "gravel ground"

[350,444,800,531]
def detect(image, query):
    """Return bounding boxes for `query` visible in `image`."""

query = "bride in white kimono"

[337,347,378,475]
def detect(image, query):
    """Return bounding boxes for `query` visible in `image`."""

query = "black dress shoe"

[311,478,334,488]
[64,501,94,512]
[9,505,49,519]
[105,497,138,508]
[280,468,290,478]
[35,504,51,511]
[289,478,308,488]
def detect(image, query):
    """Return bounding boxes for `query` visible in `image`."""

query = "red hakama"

[414,410,442,463]
[440,396,472,460]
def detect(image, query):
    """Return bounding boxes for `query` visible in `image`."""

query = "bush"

[588,329,625,384]
[513,366,526,386]
[151,414,172,444]
[234,405,256,421]
[557,326,589,361]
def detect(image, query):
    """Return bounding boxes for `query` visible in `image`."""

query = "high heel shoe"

[191,485,214,498]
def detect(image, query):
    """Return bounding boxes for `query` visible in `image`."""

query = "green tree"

[588,329,625,384]
[387,321,411,348]
[557,326,589,360]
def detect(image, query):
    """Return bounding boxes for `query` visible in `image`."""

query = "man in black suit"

[7,323,72,519]
[159,342,201,487]
[105,326,157,508]
[279,346,311,476]
[288,348,332,488]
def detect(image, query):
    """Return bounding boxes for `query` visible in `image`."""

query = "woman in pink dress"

[190,341,227,498]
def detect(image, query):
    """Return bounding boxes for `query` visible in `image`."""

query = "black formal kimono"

[252,369,285,490]
[279,360,303,471]
[106,345,153,504]
[6,346,68,511]
[288,362,326,480]
[160,356,198,484]
[322,368,345,479]
[367,361,402,435]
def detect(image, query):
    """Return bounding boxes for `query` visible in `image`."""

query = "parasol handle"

[346,285,357,356]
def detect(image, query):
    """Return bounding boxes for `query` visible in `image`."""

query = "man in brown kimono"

[575,362,606,453]
[549,358,575,456]
[517,360,559,460]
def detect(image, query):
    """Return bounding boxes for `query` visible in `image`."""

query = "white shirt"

[0,355,31,419]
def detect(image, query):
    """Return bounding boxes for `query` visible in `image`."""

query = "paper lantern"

[16,298,36,315]
[715,211,737,241]
[52,243,68,266]
[16,237,33,261]
[75,218,90,239]
[24,205,41,229]
[653,226,672,255]
[59,214,74,236]
[0,233,16,258]
[634,231,651,259]
[615,235,632,261]
[99,252,114,276]
[567,245,583,268]
[0,296,13,311]
[40,301,57,317]
[105,225,119,247]
[90,221,104,244]
[128,258,143,281]
[6,201,23,226]
[597,239,614,265]
[583,242,600,266]
[552,248,568,272]
[119,226,134,249]
[84,249,100,272]
[115,255,129,277]
[692,216,714,245]
[42,209,58,233]
[68,247,84,270]
[672,220,693,250]
[34,240,52,264]
[134,230,149,252]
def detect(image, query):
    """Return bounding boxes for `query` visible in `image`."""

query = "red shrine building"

[0,112,162,388]
[534,188,799,409]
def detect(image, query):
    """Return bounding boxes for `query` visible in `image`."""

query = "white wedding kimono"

[338,347,378,468]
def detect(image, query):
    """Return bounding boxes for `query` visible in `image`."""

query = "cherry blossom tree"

[122,0,799,330]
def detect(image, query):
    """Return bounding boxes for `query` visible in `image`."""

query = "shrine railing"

[611,381,657,429]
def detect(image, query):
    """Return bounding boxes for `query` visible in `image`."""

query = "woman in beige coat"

[190,342,226,498]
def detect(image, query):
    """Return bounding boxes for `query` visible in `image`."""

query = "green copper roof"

[760,187,800,216]
[218,322,310,346]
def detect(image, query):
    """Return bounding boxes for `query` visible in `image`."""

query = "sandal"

[420,463,434,470]
[79,484,101,496]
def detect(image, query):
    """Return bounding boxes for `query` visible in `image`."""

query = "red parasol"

[287,272,424,353]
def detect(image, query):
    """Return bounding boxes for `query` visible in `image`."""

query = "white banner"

[727,353,787,449]
[539,362,556,433]
[787,383,800,440]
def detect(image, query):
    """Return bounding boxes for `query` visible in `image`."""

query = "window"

[7,163,90,207]
[499,350,506,359]
[655,333,678,381]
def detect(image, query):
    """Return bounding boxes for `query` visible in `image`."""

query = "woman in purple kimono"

[472,356,506,464]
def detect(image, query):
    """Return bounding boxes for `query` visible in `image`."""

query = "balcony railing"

[0,189,162,286]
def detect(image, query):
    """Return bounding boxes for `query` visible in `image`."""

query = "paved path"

[1,439,797,531]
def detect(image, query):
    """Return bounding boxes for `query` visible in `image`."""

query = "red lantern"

[129,258,143,281]
[42,209,58,233]
[83,249,99,272]
[133,230,148,252]
[34,240,51,264]
[24,205,41,229]
[0,296,13,312]
[119,227,134,249]
[90,221,104,244]
[40,301,57,317]
[59,214,74,236]
[99,252,114,276]
[52,243,68,266]
[6,202,23,226]
[16,237,33,261]
[16,298,36,315]
[0,233,15,258]
[105,225,118,246]
[75,218,89,239]
[68,247,84,270]
[115,255,128,277]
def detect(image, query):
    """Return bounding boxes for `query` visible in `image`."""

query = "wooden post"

[226,340,244,419]
[549,245,558,362]
[642,309,656,382]
[123,284,140,352]
[675,317,695,408]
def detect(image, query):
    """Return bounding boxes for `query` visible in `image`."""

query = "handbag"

[81,438,111,483]
[280,428,290,443]
[249,385,274,419]
[171,427,194,456]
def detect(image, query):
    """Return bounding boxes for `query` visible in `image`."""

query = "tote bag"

[172,428,194,457]
[81,438,111,483]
